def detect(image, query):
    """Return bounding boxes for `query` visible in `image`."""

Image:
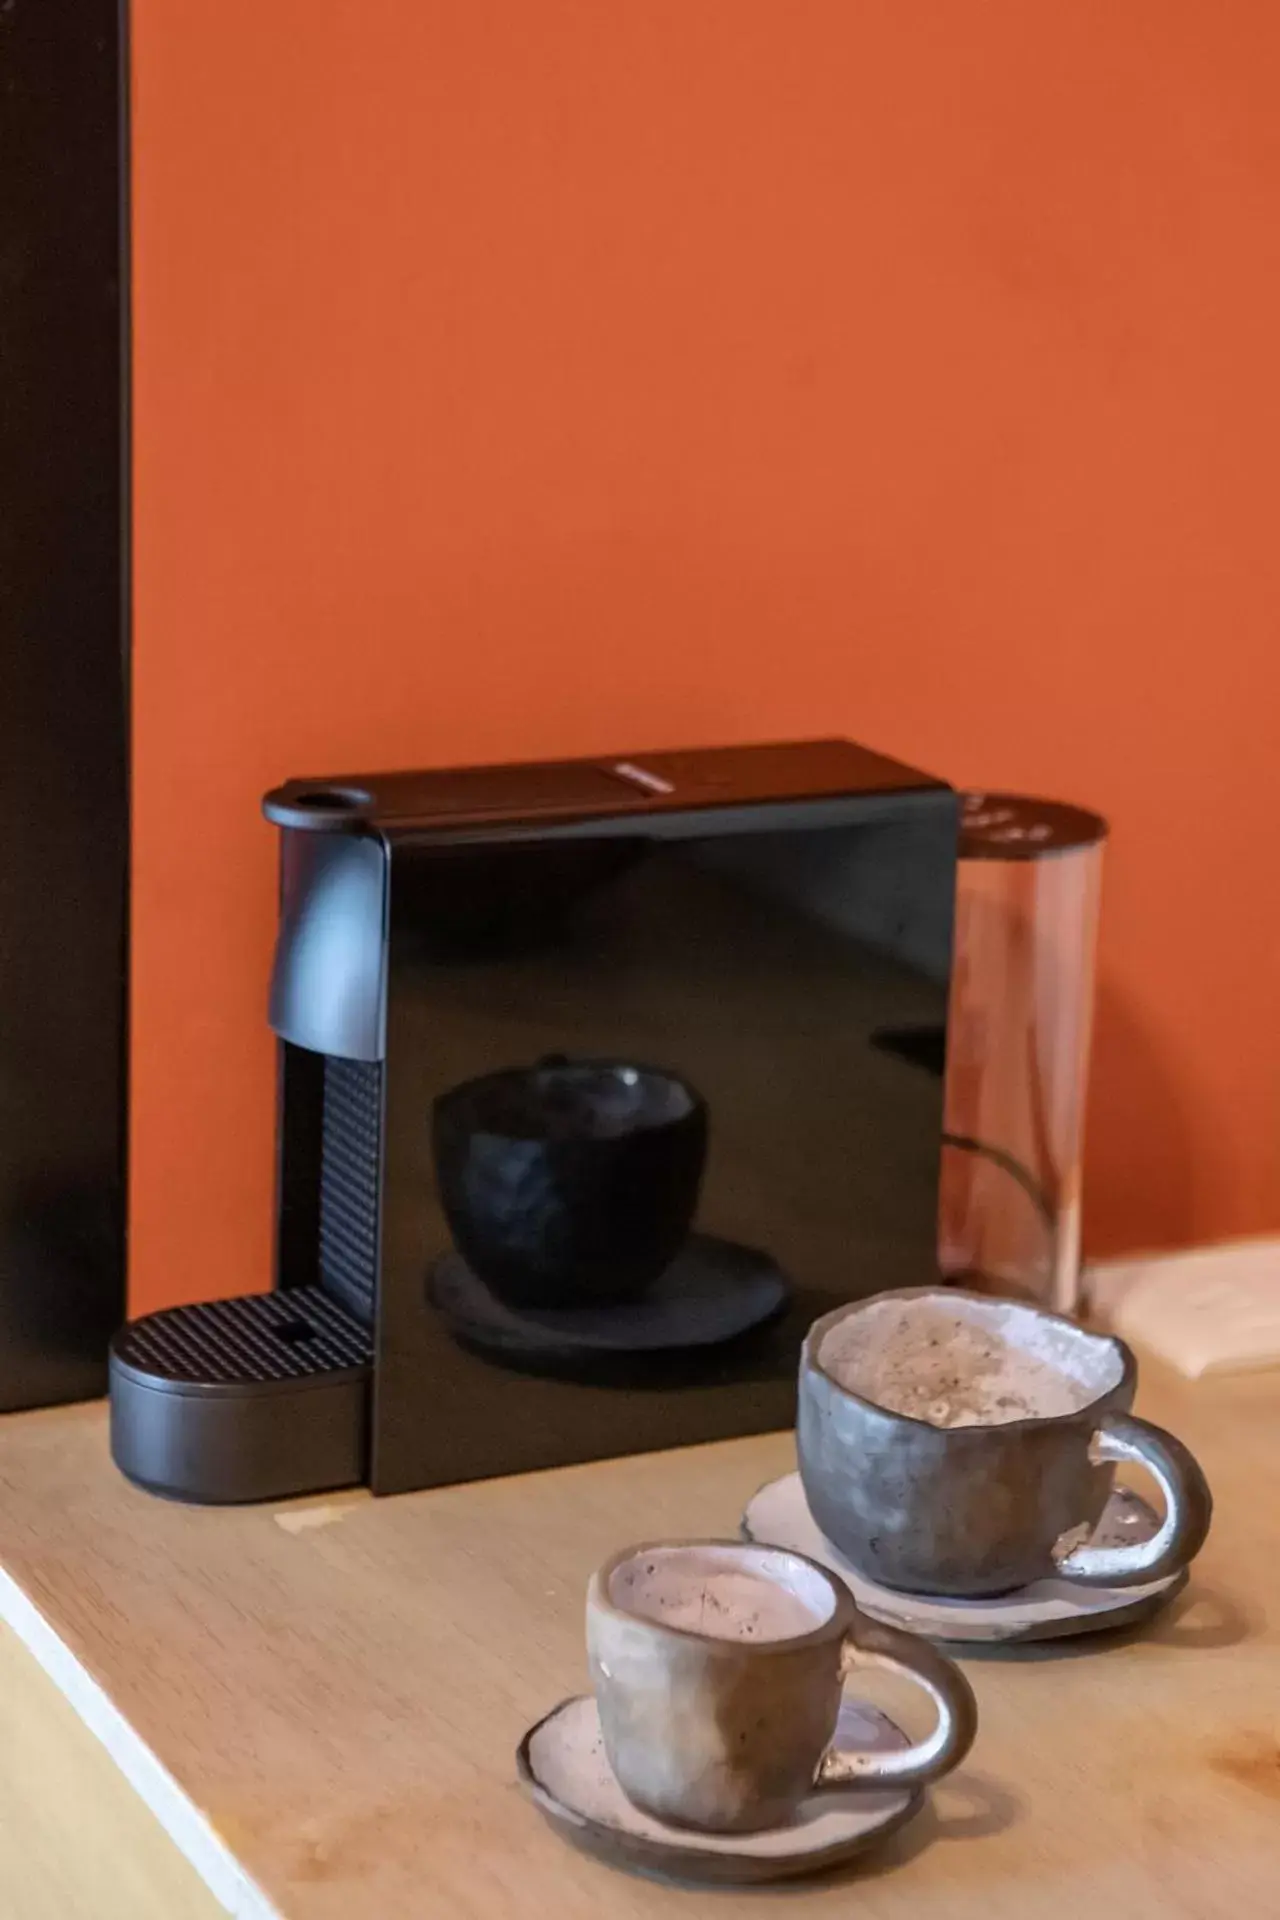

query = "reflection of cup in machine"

[940,795,1106,1317]
[428,1057,792,1368]
[432,1057,708,1310]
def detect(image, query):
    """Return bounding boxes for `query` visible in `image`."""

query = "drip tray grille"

[113,1286,372,1389]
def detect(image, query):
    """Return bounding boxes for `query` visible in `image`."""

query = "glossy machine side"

[111,742,957,1502]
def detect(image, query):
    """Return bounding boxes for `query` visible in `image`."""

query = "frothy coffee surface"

[609,1545,833,1643]
[818,1296,1119,1428]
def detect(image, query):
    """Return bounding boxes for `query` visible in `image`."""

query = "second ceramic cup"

[798,1289,1213,1597]
[586,1539,977,1833]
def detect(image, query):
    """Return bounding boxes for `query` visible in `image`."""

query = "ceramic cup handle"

[1053,1412,1213,1587]
[815,1616,978,1791]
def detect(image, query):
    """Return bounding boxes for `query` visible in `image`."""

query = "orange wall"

[132,1,1280,1314]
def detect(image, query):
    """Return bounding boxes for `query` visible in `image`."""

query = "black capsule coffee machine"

[110,739,957,1502]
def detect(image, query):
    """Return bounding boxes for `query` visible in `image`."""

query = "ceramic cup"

[798,1288,1213,1598]
[432,1058,707,1310]
[585,1538,977,1833]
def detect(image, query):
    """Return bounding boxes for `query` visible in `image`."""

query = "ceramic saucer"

[517,1694,921,1886]
[742,1473,1186,1646]
[429,1233,788,1361]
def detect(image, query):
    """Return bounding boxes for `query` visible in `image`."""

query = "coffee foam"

[608,1544,834,1643]
[817,1294,1122,1428]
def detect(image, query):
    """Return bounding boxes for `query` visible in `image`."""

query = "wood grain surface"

[0,1367,1272,1919]
[0,1617,222,1918]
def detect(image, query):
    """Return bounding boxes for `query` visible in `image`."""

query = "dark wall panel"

[0,1,127,1403]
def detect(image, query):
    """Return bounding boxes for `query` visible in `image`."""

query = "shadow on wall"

[1086,982,1208,1257]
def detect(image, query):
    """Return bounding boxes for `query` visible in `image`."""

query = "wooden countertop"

[0,1364,1273,1919]
[0,1619,223,1919]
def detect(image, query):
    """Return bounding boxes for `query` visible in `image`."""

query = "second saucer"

[743,1472,1186,1646]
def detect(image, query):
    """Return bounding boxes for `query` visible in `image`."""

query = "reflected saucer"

[428,1233,788,1362]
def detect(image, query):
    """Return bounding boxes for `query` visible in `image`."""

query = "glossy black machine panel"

[110,742,955,1501]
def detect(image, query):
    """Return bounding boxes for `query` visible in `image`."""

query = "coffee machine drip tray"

[108,1287,372,1505]
[429,1234,789,1368]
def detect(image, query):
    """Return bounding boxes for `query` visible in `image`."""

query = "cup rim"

[433,1058,705,1133]
[802,1287,1136,1433]
[588,1538,855,1653]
